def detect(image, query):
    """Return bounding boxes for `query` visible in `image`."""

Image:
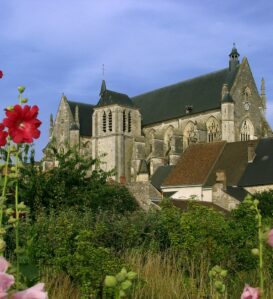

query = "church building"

[43,46,271,190]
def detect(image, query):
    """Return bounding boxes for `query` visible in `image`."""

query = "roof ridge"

[132,67,229,99]
[67,100,94,107]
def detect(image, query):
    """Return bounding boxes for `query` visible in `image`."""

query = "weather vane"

[102,64,105,78]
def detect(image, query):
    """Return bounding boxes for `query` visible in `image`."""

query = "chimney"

[119,176,126,185]
[216,170,226,191]
[248,143,256,163]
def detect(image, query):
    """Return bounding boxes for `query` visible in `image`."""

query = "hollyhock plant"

[0,257,15,298]
[0,123,8,147]
[12,283,48,299]
[0,70,3,79]
[241,285,260,299]
[3,105,41,144]
[268,229,273,247]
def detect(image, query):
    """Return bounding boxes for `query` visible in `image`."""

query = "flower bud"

[104,275,117,288]
[116,272,126,282]
[119,290,126,298]
[127,271,137,280]
[5,208,14,216]
[18,202,26,210]
[18,86,26,94]
[8,216,17,224]
[0,239,6,251]
[251,248,260,256]
[21,98,28,103]
[121,280,132,290]
[6,106,14,111]
[220,270,228,278]
[214,280,224,291]
[0,228,6,236]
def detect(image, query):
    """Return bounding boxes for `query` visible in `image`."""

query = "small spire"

[229,43,240,71]
[49,113,54,139]
[100,80,106,97]
[261,78,266,113]
[75,105,79,126]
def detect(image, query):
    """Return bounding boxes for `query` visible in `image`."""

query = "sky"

[1,0,273,160]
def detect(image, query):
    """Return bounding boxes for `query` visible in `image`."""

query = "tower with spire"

[92,80,141,182]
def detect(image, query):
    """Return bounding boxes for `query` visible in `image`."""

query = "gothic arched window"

[108,110,112,132]
[206,117,220,142]
[123,110,126,132]
[164,126,174,158]
[128,111,132,133]
[102,111,106,133]
[183,121,196,149]
[240,119,254,141]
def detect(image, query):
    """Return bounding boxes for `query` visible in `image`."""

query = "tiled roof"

[205,140,259,187]
[132,67,239,126]
[163,141,226,186]
[239,138,273,187]
[67,101,94,137]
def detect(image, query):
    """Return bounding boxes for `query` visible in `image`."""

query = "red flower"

[0,70,3,78]
[0,123,8,146]
[3,105,41,143]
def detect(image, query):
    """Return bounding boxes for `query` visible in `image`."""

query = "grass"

[43,251,273,298]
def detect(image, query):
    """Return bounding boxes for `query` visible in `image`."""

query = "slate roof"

[224,186,248,202]
[205,140,259,187]
[150,165,175,190]
[67,101,94,137]
[97,90,135,108]
[163,142,226,186]
[132,67,239,126]
[239,138,273,187]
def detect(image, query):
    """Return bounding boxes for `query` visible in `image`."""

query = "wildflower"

[3,105,41,143]
[12,283,48,299]
[241,285,260,299]
[0,70,3,79]
[0,257,15,298]
[267,229,273,247]
[0,124,8,147]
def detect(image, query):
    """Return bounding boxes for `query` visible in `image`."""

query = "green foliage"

[19,147,138,216]
[179,203,230,265]
[254,190,273,218]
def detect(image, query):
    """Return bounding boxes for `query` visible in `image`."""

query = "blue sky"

[1,0,273,159]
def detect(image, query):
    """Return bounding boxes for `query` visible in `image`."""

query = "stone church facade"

[43,46,271,183]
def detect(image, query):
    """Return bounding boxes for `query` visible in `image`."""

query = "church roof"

[97,81,135,108]
[67,101,94,137]
[132,67,239,126]
[239,138,273,187]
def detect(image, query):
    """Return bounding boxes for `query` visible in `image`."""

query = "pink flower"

[241,285,260,299]
[0,257,15,298]
[12,283,48,299]
[267,229,273,247]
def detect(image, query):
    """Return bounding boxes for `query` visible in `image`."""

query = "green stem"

[0,141,11,228]
[257,211,264,296]
[15,148,20,288]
